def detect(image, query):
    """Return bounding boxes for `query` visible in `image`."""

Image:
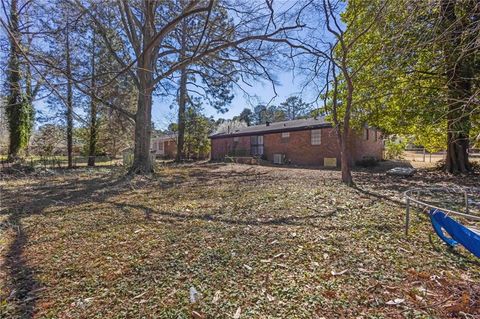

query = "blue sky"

[151,70,306,130]
[30,68,306,131]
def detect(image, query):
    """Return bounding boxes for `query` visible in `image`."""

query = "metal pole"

[405,198,410,236]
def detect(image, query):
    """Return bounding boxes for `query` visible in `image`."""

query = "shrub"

[385,139,406,159]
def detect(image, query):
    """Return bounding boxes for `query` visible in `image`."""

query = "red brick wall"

[263,128,341,166]
[164,140,177,159]
[211,136,251,160]
[351,128,383,162]
[210,127,383,166]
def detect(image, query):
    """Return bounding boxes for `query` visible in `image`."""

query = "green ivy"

[6,93,34,160]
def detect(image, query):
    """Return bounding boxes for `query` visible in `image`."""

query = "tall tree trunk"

[176,67,187,162]
[339,129,353,186]
[65,19,74,169]
[176,20,188,162]
[340,67,354,186]
[6,0,28,162]
[130,17,154,174]
[88,31,97,167]
[441,0,472,173]
[131,82,153,173]
[24,13,34,158]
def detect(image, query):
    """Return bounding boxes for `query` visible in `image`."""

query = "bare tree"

[173,2,236,162]
[70,0,307,174]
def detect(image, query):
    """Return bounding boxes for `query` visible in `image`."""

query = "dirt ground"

[0,162,479,318]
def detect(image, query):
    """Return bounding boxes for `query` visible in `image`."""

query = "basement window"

[281,132,290,138]
[233,137,239,142]
[311,129,321,145]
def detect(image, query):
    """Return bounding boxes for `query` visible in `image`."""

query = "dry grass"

[0,163,479,318]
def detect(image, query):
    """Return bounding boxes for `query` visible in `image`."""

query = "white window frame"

[158,141,164,152]
[311,129,321,145]
[281,132,290,138]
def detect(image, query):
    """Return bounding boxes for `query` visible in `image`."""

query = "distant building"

[209,117,383,167]
[150,133,177,159]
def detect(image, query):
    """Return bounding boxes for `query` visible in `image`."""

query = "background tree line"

[232,96,313,126]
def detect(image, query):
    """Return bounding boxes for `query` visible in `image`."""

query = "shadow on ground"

[1,169,129,318]
[0,162,478,317]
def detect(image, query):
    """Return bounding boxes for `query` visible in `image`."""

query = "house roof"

[209,117,331,139]
[151,133,177,142]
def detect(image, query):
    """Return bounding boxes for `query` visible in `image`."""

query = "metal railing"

[404,187,480,236]
[404,147,480,162]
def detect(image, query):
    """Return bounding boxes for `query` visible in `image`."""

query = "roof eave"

[209,123,333,139]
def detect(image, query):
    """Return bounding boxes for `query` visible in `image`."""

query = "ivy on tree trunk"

[6,0,34,162]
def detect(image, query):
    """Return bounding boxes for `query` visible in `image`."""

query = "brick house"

[209,117,383,167]
[151,134,177,159]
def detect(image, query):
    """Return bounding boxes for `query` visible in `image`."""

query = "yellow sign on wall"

[324,157,337,167]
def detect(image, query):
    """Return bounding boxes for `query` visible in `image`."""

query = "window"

[365,128,369,140]
[233,136,239,142]
[374,129,377,141]
[281,132,290,138]
[250,135,264,155]
[311,129,321,145]
[158,141,164,151]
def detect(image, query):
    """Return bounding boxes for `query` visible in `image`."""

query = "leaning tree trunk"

[339,127,354,186]
[340,68,354,186]
[441,0,472,173]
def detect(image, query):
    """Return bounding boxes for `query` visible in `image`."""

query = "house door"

[251,135,264,156]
